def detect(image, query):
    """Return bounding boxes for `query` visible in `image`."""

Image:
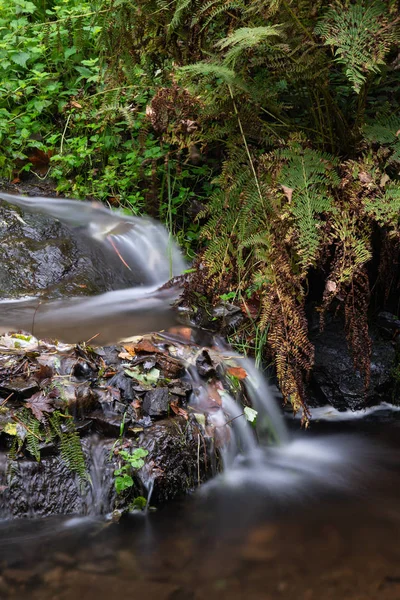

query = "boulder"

[308,318,397,411]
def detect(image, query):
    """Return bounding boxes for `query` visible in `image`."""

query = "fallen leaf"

[70,100,82,108]
[118,351,132,360]
[358,171,373,184]
[122,344,136,356]
[168,327,192,340]
[170,400,189,420]
[134,339,163,354]
[380,173,390,187]
[25,391,54,421]
[34,364,53,383]
[3,422,17,436]
[281,185,293,203]
[325,280,337,294]
[227,366,247,380]
[124,367,160,385]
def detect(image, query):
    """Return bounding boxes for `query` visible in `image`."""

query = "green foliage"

[114,447,148,494]
[49,412,88,483]
[4,406,88,482]
[2,0,400,419]
[315,1,397,93]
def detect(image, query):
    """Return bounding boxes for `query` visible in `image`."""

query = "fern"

[276,147,339,272]
[216,25,284,66]
[49,412,88,483]
[17,409,42,462]
[315,1,397,93]
[179,62,248,91]
[170,0,194,32]
[365,185,400,230]
[363,116,400,164]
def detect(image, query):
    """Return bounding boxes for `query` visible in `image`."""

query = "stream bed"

[0,189,399,600]
[1,417,400,600]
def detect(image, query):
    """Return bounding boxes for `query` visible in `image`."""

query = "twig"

[0,393,13,407]
[12,415,42,440]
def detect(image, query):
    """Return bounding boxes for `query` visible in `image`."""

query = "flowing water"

[0,192,399,599]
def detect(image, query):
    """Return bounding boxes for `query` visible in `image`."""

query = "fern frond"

[315,1,397,92]
[363,116,400,164]
[216,25,284,66]
[365,185,400,230]
[49,412,88,483]
[179,62,248,92]
[276,147,339,271]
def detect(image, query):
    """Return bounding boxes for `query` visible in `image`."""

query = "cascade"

[0,192,379,509]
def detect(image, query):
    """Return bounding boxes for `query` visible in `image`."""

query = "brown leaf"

[70,100,82,109]
[281,185,293,203]
[25,392,54,421]
[34,364,53,384]
[170,400,189,420]
[122,344,136,357]
[227,366,247,380]
[358,171,373,184]
[168,326,192,340]
[134,339,163,354]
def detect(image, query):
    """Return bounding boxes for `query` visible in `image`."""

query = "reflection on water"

[1,421,400,600]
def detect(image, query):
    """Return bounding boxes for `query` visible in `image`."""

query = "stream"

[0,192,399,599]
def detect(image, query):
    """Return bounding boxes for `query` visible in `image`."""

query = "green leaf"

[64,47,77,59]
[132,448,149,459]
[124,367,160,385]
[115,474,134,494]
[10,52,30,68]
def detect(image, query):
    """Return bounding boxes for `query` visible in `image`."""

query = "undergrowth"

[1,0,400,420]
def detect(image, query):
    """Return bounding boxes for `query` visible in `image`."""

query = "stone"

[308,319,396,411]
[143,388,170,417]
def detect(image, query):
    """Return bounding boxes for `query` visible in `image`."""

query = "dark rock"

[0,378,39,399]
[108,371,136,401]
[143,388,170,417]
[308,319,396,411]
[139,417,209,504]
[376,311,400,339]
[0,202,136,301]
[195,350,216,378]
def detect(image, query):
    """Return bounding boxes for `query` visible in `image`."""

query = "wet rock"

[377,311,400,343]
[0,377,39,399]
[308,319,396,411]
[139,417,208,504]
[108,371,136,401]
[0,202,136,301]
[143,388,170,417]
[195,350,216,378]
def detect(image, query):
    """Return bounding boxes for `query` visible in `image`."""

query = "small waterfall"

[0,193,186,345]
[0,192,379,511]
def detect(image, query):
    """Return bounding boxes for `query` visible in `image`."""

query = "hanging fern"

[363,116,400,165]
[315,1,397,93]
[275,147,340,272]
[216,25,284,66]
[49,412,88,484]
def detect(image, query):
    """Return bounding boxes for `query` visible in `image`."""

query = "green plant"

[114,447,148,494]
[5,408,88,483]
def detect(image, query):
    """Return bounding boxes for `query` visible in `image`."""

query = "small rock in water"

[143,388,170,417]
